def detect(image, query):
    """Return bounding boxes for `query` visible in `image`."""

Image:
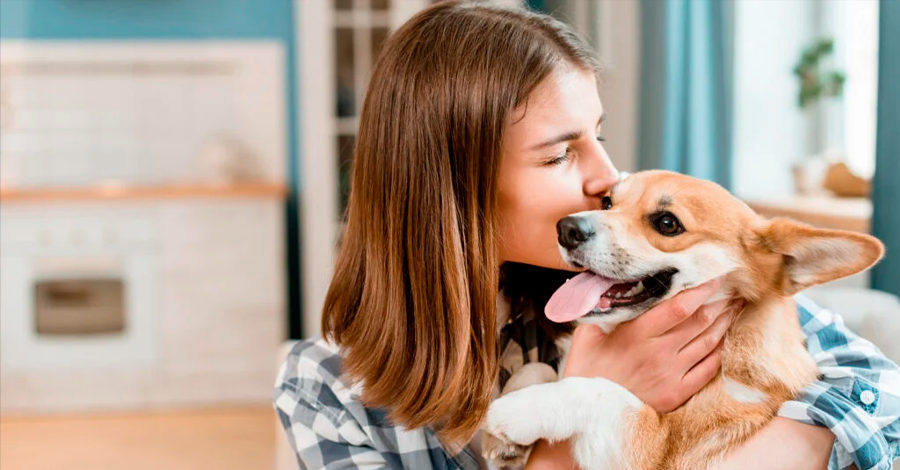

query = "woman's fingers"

[676,303,735,367]
[677,341,725,408]
[562,324,607,378]
[633,277,723,338]
[665,298,731,349]
[570,323,606,350]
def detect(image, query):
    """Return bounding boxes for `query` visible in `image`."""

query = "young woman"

[274,2,900,469]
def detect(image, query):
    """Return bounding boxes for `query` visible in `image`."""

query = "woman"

[274,2,900,469]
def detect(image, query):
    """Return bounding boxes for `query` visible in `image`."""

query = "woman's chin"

[508,258,583,272]
[500,245,583,272]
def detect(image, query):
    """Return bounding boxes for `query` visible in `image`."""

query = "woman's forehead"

[510,70,601,126]
[505,69,604,142]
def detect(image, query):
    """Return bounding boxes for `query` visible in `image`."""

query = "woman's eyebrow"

[527,112,608,151]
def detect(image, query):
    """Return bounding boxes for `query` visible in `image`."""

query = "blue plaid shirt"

[273,293,900,470]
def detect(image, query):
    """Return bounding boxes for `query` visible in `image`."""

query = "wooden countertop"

[0,182,288,203]
[744,194,872,233]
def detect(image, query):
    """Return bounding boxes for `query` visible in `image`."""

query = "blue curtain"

[638,0,733,189]
[872,0,900,296]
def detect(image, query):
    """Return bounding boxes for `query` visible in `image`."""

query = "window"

[732,0,880,199]
[827,0,880,179]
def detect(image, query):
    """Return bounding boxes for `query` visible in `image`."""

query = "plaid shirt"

[273,293,900,470]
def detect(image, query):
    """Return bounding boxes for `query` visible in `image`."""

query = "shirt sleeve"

[777,293,900,470]
[273,368,392,470]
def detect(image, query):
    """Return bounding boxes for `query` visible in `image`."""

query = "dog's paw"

[481,429,532,469]
[485,389,543,447]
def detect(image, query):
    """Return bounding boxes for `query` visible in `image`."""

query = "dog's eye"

[651,212,684,236]
[601,196,613,210]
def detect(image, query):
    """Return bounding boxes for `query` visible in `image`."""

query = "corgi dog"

[481,170,884,470]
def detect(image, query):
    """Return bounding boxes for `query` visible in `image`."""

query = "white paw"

[485,389,544,447]
[481,429,532,469]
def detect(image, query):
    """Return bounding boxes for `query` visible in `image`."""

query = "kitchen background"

[0,1,898,469]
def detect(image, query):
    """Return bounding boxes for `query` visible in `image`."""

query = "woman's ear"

[756,218,885,295]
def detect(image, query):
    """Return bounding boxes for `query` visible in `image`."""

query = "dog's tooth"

[614,292,622,298]
[635,281,645,294]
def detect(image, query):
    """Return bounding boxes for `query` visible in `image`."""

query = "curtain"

[638,0,733,188]
[871,0,900,295]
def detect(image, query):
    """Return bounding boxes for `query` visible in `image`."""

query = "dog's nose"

[557,216,595,250]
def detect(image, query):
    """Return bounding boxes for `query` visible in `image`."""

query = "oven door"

[34,278,126,335]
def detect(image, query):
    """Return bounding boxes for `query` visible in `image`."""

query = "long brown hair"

[322,0,599,446]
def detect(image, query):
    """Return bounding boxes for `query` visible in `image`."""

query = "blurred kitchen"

[0,1,897,470]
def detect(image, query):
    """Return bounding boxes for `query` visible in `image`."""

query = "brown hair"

[322,0,599,446]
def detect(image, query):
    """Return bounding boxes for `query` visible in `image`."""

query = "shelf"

[743,194,872,233]
[0,182,288,203]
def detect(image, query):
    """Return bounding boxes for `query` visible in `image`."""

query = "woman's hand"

[716,417,836,470]
[562,277,738,413]
[525,403,839,470]
[524,439,580,470]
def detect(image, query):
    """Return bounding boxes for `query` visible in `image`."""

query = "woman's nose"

[582,143,619,197]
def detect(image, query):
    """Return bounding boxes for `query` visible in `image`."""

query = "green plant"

[793,38,846,109]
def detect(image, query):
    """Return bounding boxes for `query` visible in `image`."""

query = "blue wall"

[0,0,303,338]
[0,0,292,39]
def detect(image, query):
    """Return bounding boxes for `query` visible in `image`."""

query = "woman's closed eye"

[545,147,573,166]
[545,135,606,166]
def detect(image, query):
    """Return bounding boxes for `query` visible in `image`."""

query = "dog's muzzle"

[557,215,595,251]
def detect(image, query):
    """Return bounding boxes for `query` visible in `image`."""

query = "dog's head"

[545,170,884,331]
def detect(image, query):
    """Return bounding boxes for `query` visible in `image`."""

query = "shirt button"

[860,390,876,405]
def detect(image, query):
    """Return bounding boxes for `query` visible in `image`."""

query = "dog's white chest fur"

[722,377,766,404]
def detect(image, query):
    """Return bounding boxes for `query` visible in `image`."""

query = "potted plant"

[793,38,845,111]
[791,38,869,197]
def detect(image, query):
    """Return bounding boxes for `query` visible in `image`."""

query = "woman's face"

[498,67,619,271]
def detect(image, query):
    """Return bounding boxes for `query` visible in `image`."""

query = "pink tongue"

[545,272,617,323]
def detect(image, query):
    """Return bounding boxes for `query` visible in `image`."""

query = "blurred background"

[0,0,897,469]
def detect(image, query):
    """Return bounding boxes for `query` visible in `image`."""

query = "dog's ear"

[756,218,884,295]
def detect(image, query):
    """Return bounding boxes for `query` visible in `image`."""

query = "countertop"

[0,182,288,203]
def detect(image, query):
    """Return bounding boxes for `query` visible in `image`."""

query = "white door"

[295,0,431,339]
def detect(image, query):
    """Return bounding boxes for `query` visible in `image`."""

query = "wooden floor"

[0,406,276,470]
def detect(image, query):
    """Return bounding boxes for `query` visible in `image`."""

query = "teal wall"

[0,0,292,39]
[871,0,900,297]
